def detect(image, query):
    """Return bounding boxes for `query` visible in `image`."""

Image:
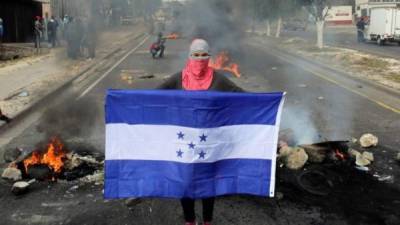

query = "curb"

[0,31,147,134]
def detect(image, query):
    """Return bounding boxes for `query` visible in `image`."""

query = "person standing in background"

[0,17,4,54]
[43,13,49,42]
[0,17,4,42]
[34,16,43,49]
[83,16,97,59]
[47,16,58,48]
[356,17,365,43]
[65,17,83,59]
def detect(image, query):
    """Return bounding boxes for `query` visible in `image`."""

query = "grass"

[386,72,400,82]
[353,57,390,70]
[298,45,339,53]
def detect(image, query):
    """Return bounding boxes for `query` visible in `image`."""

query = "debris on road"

[349,149,361,158]
[374,174,395,183]
[355,166,370,172]
[17,91,29,97]
[67,185,79,192]
[138,74,155,79]
[125,198,142,209]
[285,147,308,170]
[278,146,293,158]
[2,167,22,181]
[359,133,378,148]
[11,179,36,195]
[356,153,372,167]
[298,84,307,88]
[296,169,334,196]
[79,170,104,184]
[362,151,374,162]
[317,96,324,100]
[378,175,394,183]
[301,144,327,163]
[271,67,278,71]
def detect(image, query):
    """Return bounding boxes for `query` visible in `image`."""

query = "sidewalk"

[0,23,147,126]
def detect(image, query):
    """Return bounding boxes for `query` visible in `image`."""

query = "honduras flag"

[105,90,285,199]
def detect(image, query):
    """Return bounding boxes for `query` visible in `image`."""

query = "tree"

[301,0,332,48]
[247,0,301,37]
[273,0,300,38]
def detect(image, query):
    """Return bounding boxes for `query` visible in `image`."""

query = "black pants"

[34,34,41,48]
[48,33,56,47]
[181,198,215,223]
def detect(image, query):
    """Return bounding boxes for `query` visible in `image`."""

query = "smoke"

[172,0,245,53]
[282,105,319,145]
[36,97,100,144]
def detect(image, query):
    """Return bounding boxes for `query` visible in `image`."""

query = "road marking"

[307,69,400,114]
[274,53,400,115]
[76,35,150,100]
[250,40,400,114]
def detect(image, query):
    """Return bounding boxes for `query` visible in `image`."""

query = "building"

[0,0,44,42]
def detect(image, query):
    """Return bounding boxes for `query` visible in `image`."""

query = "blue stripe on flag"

[105,90,283,128]
[104,159,273,199]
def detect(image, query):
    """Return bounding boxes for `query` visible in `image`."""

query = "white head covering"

[189,39,210,59]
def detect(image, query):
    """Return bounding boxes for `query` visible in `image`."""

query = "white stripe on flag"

[106,124,278,163]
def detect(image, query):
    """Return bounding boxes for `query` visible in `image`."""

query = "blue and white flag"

[105,90,285,199]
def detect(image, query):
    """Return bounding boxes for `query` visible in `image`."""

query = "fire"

[335,149,345,161]
[164,33,180,40]
[23,137,67,174]
[209,51,241,78]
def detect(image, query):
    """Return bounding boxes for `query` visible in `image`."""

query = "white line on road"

[76,35,150,100]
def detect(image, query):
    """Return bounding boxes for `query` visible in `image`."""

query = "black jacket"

[356,20,365,30]
[158,72,244,92]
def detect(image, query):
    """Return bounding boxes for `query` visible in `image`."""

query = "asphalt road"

[0,36,399,225]
[282,26,400,58]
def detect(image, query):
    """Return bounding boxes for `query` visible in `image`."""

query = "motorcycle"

[150,38,166,59]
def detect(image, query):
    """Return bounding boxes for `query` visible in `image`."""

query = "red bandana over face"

[182,58,214,90]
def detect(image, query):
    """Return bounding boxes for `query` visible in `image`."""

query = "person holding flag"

[105,39,285,225]
[159,39,243,225]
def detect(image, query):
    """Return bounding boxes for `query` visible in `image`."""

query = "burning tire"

[296,169,334,196]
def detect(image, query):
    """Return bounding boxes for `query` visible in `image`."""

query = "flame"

[335,149,345,161]
[209,51,241,78]
[23,137,67,174]
[164,33,180,40]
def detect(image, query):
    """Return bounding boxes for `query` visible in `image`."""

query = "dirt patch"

[0,45,50,68]
[277,37,400,91]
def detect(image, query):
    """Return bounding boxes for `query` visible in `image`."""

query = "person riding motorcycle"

[150,32,166,59]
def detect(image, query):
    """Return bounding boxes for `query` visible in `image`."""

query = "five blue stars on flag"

[176,131,208,160]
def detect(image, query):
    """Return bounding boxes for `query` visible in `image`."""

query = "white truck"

[365,6,400,45]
